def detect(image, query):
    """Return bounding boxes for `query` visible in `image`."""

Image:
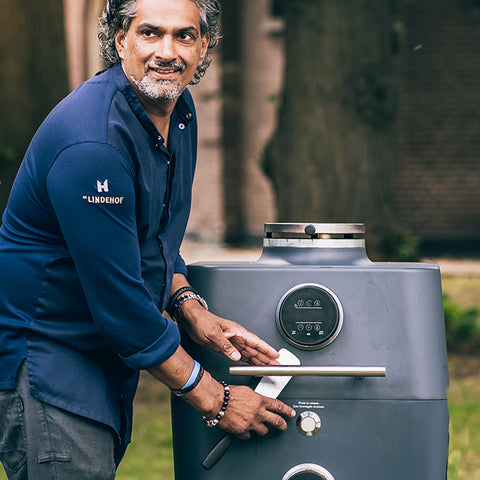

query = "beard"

[129,60,187,101]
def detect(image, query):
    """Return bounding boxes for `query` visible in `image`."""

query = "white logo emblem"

[97,179,109,193]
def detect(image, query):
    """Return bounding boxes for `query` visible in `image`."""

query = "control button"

[296,411,321,437]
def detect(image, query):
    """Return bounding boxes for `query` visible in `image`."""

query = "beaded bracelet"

[203,381,230,427]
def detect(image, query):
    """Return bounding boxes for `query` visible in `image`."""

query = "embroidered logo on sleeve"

[97,179,109,193]
[82,179,125,205]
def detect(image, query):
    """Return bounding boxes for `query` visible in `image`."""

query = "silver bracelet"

[175,292,209,314]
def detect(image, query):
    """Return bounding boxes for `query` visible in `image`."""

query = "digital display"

[276,284,343,350]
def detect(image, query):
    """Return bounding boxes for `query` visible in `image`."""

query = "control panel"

[276,284,343,350]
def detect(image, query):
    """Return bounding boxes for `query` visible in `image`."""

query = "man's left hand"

[177,305,280,366]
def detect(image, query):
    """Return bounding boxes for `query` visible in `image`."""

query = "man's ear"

[115,30,127,61]
[199,35,210,65]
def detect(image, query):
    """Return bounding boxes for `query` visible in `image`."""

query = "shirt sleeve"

[46,142,180,370]
[174,253,188,276]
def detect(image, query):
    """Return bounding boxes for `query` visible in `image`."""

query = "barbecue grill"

[171,223,449,479]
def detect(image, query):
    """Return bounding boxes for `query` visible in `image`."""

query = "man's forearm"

[170,272,190,295]
[147,345,224,418]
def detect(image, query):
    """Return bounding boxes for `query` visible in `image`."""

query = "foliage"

[447,356,480,479]
[378,225,420,261]
[366,225,421,262]
[0,146,16,168]
[444,294,480,353]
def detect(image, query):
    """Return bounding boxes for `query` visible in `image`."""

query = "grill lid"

[260,223,370,265]
[264,223,365,239]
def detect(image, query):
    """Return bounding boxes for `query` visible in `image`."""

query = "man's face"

[115,0,208,104]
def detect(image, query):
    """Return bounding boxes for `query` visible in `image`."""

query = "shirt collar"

[110,63,195,150]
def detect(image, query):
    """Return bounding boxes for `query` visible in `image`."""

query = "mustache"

[149,60,186,73]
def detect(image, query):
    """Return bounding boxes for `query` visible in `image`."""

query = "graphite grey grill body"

[171,223,449,480]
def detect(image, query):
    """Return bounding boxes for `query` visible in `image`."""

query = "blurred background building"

[1,0,478,255]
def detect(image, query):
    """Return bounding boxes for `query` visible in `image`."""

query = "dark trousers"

[0,361,117,480]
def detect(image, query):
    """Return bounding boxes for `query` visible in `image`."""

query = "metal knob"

[297,411,321,437]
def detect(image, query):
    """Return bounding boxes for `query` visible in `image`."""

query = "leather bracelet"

[166,286,199,318]
[203,381,230,427]
[171,363,205,397]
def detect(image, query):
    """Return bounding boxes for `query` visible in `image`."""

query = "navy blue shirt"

[0,63,197,452]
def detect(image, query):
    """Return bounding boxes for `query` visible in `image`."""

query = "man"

[0,0,295,478]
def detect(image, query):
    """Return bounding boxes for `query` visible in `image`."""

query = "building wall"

[394,0,480,249]
[64,0,104,90]
[64,0,480,250]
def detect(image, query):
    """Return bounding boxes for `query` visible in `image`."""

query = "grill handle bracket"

[229,365,386,379]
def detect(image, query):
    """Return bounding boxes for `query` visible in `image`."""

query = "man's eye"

[178,32,195,41]
[142,30,156,38]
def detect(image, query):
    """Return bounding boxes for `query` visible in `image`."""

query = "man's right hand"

[183,370,296,439]
[148,345,295,439]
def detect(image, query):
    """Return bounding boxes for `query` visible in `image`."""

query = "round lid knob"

[296,411,321,437]
[304,224,317,236]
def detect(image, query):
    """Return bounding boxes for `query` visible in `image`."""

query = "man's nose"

[155,36,177,61]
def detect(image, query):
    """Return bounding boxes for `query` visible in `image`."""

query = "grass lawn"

[447,354,480,479]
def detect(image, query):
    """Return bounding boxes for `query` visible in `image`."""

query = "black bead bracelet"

[203,381,230,427]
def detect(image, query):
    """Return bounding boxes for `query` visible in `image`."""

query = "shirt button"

[186,113,192,120]
[178,123,185,130]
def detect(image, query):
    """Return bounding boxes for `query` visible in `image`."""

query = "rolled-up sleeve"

[174,253,188,276]
[46,142,180,370]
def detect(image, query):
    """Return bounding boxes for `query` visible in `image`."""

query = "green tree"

[264,0,398,249]
[0,0,69,217]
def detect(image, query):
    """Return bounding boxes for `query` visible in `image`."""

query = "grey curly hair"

[98,0,221,85]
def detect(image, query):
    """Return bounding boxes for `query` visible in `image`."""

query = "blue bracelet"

[183,360,201,389]
[171,360,204,397]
